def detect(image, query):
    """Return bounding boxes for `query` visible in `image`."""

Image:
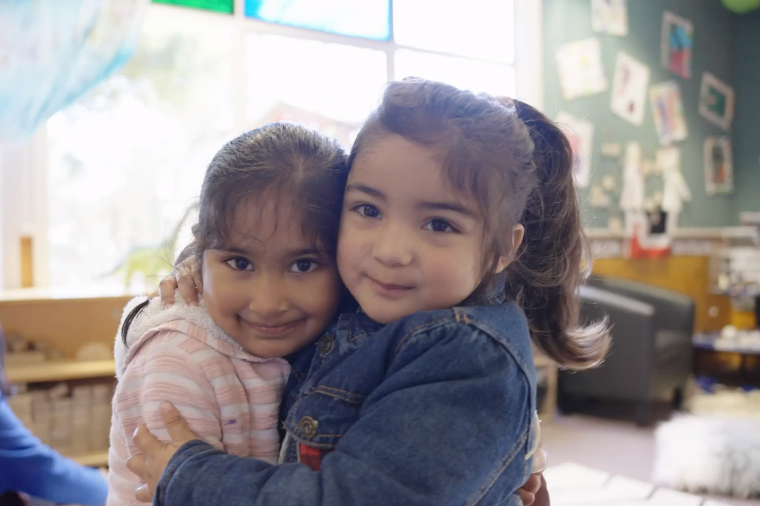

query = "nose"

[372,219,414,268]
[248,273,289,316]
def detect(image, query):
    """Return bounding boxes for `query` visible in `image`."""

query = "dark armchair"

[559,276,695,426]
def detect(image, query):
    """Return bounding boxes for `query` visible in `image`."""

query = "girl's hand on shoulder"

[159,256,202,307]
[127,403,199,503]
[519,473,549,506]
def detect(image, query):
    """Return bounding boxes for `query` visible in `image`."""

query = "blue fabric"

[155,301,536,506]
[0,0,146,147]
[0,395,108,505]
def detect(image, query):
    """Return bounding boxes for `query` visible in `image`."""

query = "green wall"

[734,10,760,215]
[543,0,737,227]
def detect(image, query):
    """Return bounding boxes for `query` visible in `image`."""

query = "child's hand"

[126,403,199,503]
[518,473,549,506]
[159,256,202,307]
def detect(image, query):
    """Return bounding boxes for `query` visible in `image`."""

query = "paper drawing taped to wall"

[555,38,607,100]
[610,51,650,125]
[704,136,733,195]
[592,0,628,36]
[556,111,594,188]
[699,72,735,130]
[661,11,693,79]
[650,81,688,145]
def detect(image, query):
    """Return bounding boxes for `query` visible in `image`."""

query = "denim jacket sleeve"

[156,321,534,506]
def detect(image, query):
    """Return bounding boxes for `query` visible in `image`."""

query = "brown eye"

[290,259,318,273]
[425,219,457,233]
[226,257,253,271]
[354,204,381,218]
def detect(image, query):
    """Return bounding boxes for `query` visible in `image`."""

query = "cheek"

[300,270,342,321]
[202,263,246,316]
[337,227,371,276]
[425,248,482,294]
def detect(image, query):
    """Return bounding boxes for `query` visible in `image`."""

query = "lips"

[240,317,305,337]
[366,275,414,298]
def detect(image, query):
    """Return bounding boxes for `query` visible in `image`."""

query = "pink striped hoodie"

[108,295,290,506]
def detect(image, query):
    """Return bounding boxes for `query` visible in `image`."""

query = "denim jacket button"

[318,335,335,355]
[300,416,318,438]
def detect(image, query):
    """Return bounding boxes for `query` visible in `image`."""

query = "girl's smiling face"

[337,133,512,324]
[203,197,341,358]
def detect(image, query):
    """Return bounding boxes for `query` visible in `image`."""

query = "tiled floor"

[542,414,759,506]
[545,462,733,505]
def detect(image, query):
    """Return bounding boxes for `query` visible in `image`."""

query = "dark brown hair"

[122,122,348,346]
[350,79,609,369]
[194,123,349,259]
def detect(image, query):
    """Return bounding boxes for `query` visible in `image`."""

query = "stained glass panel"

[245,0,390,40]
[153,0,233,14]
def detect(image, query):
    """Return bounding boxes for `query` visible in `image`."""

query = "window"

[7,0,535,292]
[46,6,234,290]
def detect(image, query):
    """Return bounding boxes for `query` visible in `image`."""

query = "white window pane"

[47,7,234,291]
[395,49,515,97]
[245,34,387,144]
[393,0,514,63]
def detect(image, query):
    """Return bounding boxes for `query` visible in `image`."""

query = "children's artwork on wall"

[601,175,617,191]
[619,142,644,214]
[590,185,611,208]
[555,38,608,100]
[704,136,734,195]
[641,158,657,176]
[653,190,664,207]
[661,11,693,79]
[658,146,691,232]
[610,51,651,126]
[555,111,594,187]
[626,211,672,259]
[699,73,735,130]
[650,81,688,145]
[608,216,624,235]
[601,143,622,158]
[591,0,628,36]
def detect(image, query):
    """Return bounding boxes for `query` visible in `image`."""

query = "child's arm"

[109,333,223,505]
[0,397,108,506]
[135,326,535,506]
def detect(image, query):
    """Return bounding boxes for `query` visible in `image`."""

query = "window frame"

[0,0,541,289]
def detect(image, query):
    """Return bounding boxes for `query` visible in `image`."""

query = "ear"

[495,224,525,274]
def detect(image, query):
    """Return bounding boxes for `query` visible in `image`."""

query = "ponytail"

[505,101,610,370]
[351,79,609,369]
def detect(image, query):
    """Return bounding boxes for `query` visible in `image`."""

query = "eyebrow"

[347,183,476,218]
[419,201,478,219]
[288,247,323,257]
[215,245,250,255]
[345,183,385,201]
[214,245,323,257]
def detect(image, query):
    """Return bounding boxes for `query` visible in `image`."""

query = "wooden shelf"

[6,359,115,384]
[68,451,109,467]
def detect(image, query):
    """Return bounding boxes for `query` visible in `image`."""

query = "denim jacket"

[155,300,537,506]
